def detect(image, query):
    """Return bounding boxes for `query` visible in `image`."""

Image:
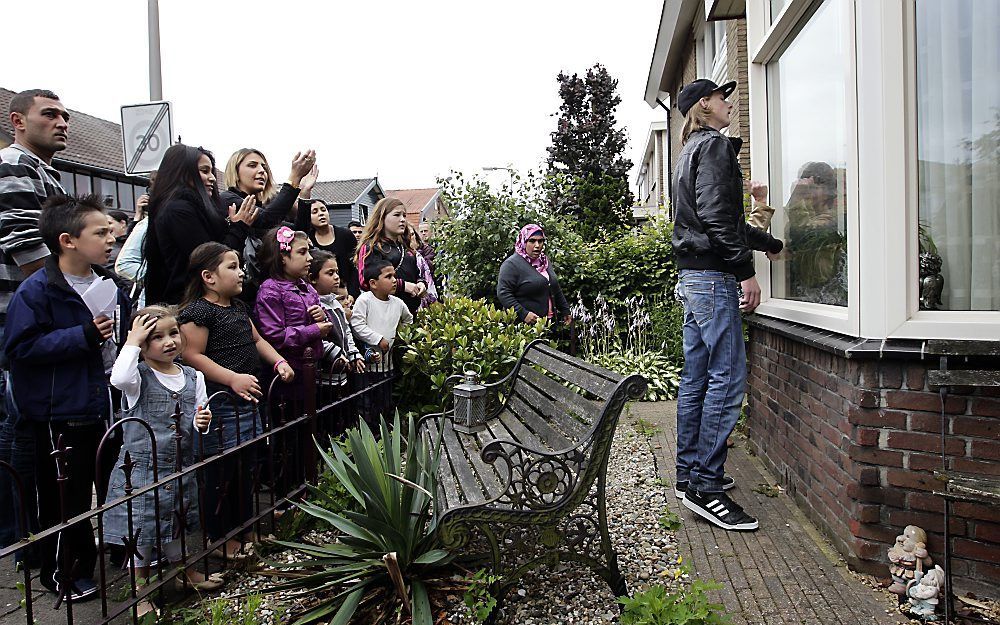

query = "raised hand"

[299,164,319,195]
[125,313,158,347]
[228,194,259,226]
[289,150,316,186]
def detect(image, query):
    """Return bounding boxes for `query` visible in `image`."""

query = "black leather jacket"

[671,128,782,281]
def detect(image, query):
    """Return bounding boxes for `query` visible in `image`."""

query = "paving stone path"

[637,401,909,625]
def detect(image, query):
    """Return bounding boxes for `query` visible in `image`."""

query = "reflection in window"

[55,168,76,194]
[766,0,848,306]
[117,182,135,213]
[75,173,92,194]
[771,0,786,23]
[93,177,117,209]
[916,0,1000,311]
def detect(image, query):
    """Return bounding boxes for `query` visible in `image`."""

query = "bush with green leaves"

[619,580,732,625]
[262,414,451,625]
[397,297,546,414]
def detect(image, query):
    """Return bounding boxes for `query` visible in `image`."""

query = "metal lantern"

[453,370,487,433]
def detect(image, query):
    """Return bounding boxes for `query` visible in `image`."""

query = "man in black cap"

[670,78,784,532]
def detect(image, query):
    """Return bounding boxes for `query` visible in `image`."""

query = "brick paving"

[635,401,909,625]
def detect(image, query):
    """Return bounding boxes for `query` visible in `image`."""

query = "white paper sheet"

[81,277,118,318]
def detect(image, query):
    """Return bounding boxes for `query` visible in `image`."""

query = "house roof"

[385,188,440,226]
[0,87,135,175]
[644,0,702,107]
[310,178,383,206]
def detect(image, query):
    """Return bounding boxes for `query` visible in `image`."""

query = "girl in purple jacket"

[254,226,333,401]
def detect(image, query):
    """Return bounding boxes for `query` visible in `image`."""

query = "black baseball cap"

[677,79,737,116]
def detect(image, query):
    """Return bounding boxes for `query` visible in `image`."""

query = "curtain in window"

[916,0,1000,311]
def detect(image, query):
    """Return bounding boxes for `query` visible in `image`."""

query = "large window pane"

[766,0,849,306]
[93,177,117,209]
[915,0,1000,311]
[55,168,75,195]
[75,173,92,194]
[117,182,135,214]
[770,0,786,23]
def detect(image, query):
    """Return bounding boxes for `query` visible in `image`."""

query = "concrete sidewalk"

[636,401,908,625]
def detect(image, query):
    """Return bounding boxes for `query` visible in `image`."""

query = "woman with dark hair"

[143,144,258,305]
[294,168,360,297]
[355,197,427,314]
[497,224,571,325]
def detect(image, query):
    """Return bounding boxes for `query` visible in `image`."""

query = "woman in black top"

[355,197,427,314]
[294,180,360,296]
[497,224,571,324]
[219,148,314,302]
[143,144,258,305]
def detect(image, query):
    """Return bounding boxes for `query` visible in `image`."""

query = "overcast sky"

[3,0,664,191]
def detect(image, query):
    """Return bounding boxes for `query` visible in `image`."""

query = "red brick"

[885,390,966,414]
[952,416,1000,438]
[908,452,944,472]
[848,484,907,507]
[954,501,1000,523]
[974,561,1000,585]
[849,444,904,467]
[880,363,903,389]
[970,398,1000,418]
[849,520,899,542]
[857,503,882,523]
[905,365,926,391]
[951,457,1000,476]
[850,538,885,560]
[847,405,905,428]
[857,466,880,486]
[856,427,879,447]
[972,521,1000,543]
[886,509,965,535]
[953,538,1000,563]
[971,440,1000,461]
[856,389,881,408]
[908,411,945,434]
[885,469,942,491]
[908,492,945,513]
[886,431,964,455]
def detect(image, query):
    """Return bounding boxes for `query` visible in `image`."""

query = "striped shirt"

[0,144,65,326]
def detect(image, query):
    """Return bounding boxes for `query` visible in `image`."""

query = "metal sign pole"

[148,0,163,101]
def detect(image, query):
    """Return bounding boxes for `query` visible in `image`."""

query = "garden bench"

[417,339,647,613]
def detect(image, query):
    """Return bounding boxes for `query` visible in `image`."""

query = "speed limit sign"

[121,101,173,175]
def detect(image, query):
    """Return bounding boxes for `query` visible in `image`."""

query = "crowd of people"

[0,88,447,615]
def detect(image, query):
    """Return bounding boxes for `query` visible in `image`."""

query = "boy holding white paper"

[3,194,130,600]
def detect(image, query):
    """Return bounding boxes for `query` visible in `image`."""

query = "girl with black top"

[143,144,258,305]
[219,148,315,302]
[294,169,360,296]
[178,242,293,560]
[355,197,427,314]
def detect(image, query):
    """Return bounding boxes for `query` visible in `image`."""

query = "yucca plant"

[263,413,451,625]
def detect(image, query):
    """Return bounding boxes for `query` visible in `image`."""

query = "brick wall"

[747,325,1000,599]
[726,19,751,175]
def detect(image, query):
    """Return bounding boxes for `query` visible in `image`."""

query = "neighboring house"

[0,87,150,213]
[646,0,1000,599]
[309,178,385,228]
[633,121,670,222]
[384,188,448,227]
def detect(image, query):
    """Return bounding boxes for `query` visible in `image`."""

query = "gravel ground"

[168,409,681,624]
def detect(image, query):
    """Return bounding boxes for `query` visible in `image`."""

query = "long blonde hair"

[224,148,277,203]
[358,198,411,251]
[680,100,713,146]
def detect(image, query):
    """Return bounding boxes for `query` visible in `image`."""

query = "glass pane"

[117,182,135,213]
[55,168,75,195]
[771,0,787,23]
[915,0,1000,311]
[75,173,92,194]
[766,0,849,306]
[93,177,117,209]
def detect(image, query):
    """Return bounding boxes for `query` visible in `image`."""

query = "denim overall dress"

[102,364,200,548]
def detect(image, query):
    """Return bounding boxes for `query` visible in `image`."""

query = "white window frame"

[747,0,860,337]
[748,0,1000,340]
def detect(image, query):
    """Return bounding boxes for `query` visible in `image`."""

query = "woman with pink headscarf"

[497,224,571,325]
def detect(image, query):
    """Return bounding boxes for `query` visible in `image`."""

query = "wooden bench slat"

[535,343,622,383]
[473,425,509,485]
[425,419,463,511]
[517,366,598,437]
[928,370,1000,387]
[509,380,588,445]
[508,391,574,451]
[440,420,488,505]
[496,409,547,453]
[524,347,618,399]
[452,428,505,501]
[925,340,1000,357]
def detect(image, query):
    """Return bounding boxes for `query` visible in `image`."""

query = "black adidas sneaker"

[683,489,759,531]
[674,475,735,499]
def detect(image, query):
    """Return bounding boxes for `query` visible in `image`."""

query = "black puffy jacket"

[671,128,782,281]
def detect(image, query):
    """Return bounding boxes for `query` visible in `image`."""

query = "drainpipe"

[655,98,673,215]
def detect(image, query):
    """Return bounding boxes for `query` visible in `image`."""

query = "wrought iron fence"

[0,347,397,624]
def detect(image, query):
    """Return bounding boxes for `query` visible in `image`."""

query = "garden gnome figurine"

[888,526,933,596]
[906,565,945,620]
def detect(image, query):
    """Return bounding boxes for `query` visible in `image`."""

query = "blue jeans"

[674,270,747,493]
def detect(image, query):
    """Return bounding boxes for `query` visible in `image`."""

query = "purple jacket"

[254,278,323,373]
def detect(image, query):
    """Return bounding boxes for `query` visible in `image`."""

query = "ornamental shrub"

[397,297,547,415]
